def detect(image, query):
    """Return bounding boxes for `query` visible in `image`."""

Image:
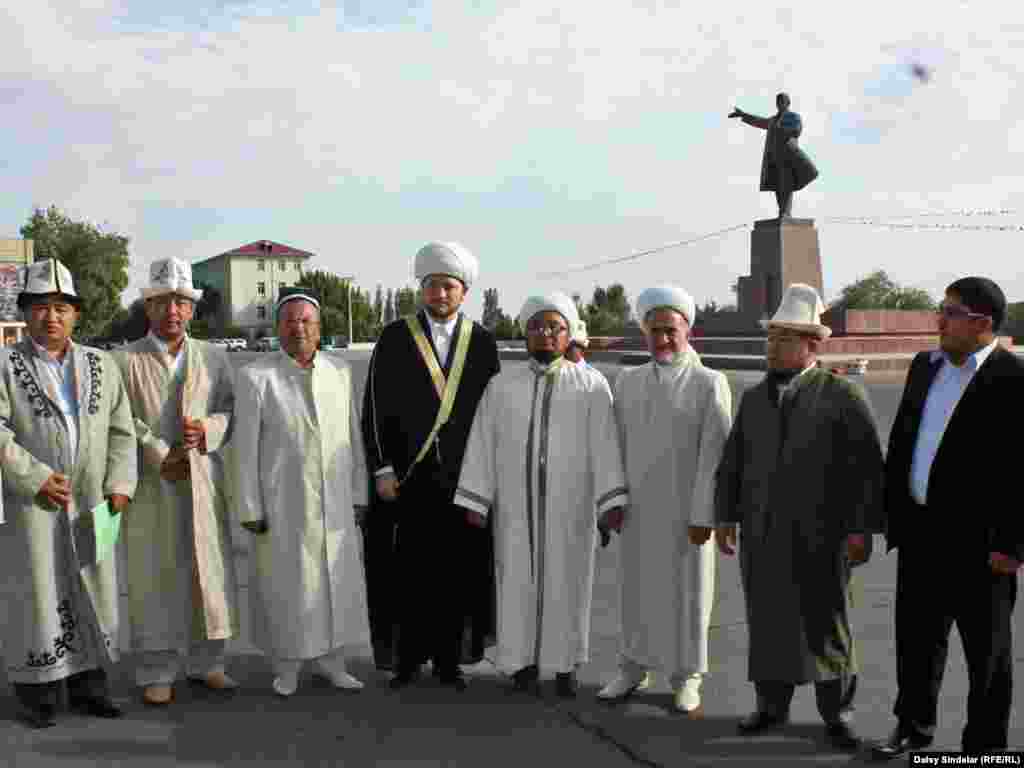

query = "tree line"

[21,206,1013,344]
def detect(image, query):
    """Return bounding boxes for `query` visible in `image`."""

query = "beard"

[530,349,561,365]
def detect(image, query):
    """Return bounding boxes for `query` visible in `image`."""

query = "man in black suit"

[874,276,1023,758]
[361,242,500,691]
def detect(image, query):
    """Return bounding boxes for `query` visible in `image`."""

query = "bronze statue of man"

[729,93,818,219]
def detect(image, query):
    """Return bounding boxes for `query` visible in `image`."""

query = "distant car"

[224,339,247,352]
[252,337,280,352]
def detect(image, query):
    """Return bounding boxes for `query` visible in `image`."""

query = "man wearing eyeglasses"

[362,242,499,691]
[455,292,628,698]
[873,276,1024,759]
[715,283,885,752]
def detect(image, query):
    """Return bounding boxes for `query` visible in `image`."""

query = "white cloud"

[3,0,1023,323]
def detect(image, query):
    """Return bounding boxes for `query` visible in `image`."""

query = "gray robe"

[0,340,137,684]
[715,368,883,683]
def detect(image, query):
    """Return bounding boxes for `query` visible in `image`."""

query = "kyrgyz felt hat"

[275,286,321,315]
[762,283,832,339]
[17,258,83,309]
[142,257,203,302]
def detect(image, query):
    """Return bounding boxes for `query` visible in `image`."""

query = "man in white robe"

[455,292,628,697]
[597,286,732,715]
[0,259,137,727]
[115,258,239,706]
[233,288,369,697]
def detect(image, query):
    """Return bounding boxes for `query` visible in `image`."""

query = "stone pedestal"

[738,218,823,323]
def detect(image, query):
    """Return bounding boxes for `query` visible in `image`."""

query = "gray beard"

[530,350,561,365]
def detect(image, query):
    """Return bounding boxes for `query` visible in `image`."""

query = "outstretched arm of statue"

[728,107,772,130]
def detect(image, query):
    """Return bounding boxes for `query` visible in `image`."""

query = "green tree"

[384,288,396,324]
[195,282,222,323]
[21,205,131,338]
[395,286,417,317]
[493,313,520,339]
[482,288,501,330]
[1004,301,1024,341]
[834,270,936,311]
[294,269,376,342]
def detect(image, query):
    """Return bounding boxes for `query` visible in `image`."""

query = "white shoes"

[313,662,364,691]
[673,674,702,714]
[597,670,650,701]
[272,673,298,698]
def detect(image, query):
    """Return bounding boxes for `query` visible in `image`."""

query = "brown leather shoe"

[142,684,173,706]
[187,670,239,691]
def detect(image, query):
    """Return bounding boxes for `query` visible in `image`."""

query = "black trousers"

[393,497,478,677]
[362,498,400,671]
[14,667,109,711]
[755,673,857,724]
[894,544,1016,751]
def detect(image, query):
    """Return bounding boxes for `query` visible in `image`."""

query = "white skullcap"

[413,241,479,288]
[518,292,580,330]
[636,285,696,328]
[571,319,589,347]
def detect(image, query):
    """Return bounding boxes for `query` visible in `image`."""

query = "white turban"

[518,292,580,330]
[413,241,478,288]
[636,285,696,329]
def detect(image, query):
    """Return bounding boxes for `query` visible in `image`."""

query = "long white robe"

[613,349,732,678]
[456,359,628,675]
[232,351,369,659]
[115,336,239,651]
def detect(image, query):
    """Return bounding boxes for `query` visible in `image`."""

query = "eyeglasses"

[937,302,989,320]
[526,323,569,337]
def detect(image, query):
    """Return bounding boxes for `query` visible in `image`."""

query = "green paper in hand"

[92,500,121,563]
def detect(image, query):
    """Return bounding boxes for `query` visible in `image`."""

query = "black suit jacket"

[361,310,500,501]
[885,345,1024,559]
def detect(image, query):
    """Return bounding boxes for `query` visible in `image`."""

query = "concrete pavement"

[2,360,1020,765]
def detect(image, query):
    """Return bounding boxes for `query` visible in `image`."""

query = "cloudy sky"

[2,1,1022,322]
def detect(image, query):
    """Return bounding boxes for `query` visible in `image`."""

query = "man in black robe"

[715,283,884,752]
[361,241,499,691]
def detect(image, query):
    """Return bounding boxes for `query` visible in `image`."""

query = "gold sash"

[401,315,473,486]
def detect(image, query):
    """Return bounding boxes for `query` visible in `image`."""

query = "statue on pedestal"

[729,93,819,219]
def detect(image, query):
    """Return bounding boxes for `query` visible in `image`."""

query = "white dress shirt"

[31,338,80,463]
[148,331,187,379]
[428,313,459,366]
[909,340,997,505]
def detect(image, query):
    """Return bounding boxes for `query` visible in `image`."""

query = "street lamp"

[338,274,355,344]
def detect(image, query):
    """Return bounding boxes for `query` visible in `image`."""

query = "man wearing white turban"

[362,242,499,691]
[597,286,731,715]
[455,292,629,697]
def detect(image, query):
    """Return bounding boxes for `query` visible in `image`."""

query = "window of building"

[257,281,266,297]
[279,260,287,271]
[294,261,302,272]
[257,306,266,320]
[257,259,265,272]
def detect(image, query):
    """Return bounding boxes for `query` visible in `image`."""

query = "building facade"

[192,240,314,338]
[0,238,34,345]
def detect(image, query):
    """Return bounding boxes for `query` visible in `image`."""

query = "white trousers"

[272,646,348,680]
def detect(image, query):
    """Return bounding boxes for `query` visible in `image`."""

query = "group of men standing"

[0,247,1019,757]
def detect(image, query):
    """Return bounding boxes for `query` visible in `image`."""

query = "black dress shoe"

[69,695,123,719]
[555,672,578,699]
[871,726,933,760]
[825,721,861,751]
[438,672,468,692]
[17,703,57,729]
[512,665,540,693]
[737,710,788,734]
[388,670,419,690]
